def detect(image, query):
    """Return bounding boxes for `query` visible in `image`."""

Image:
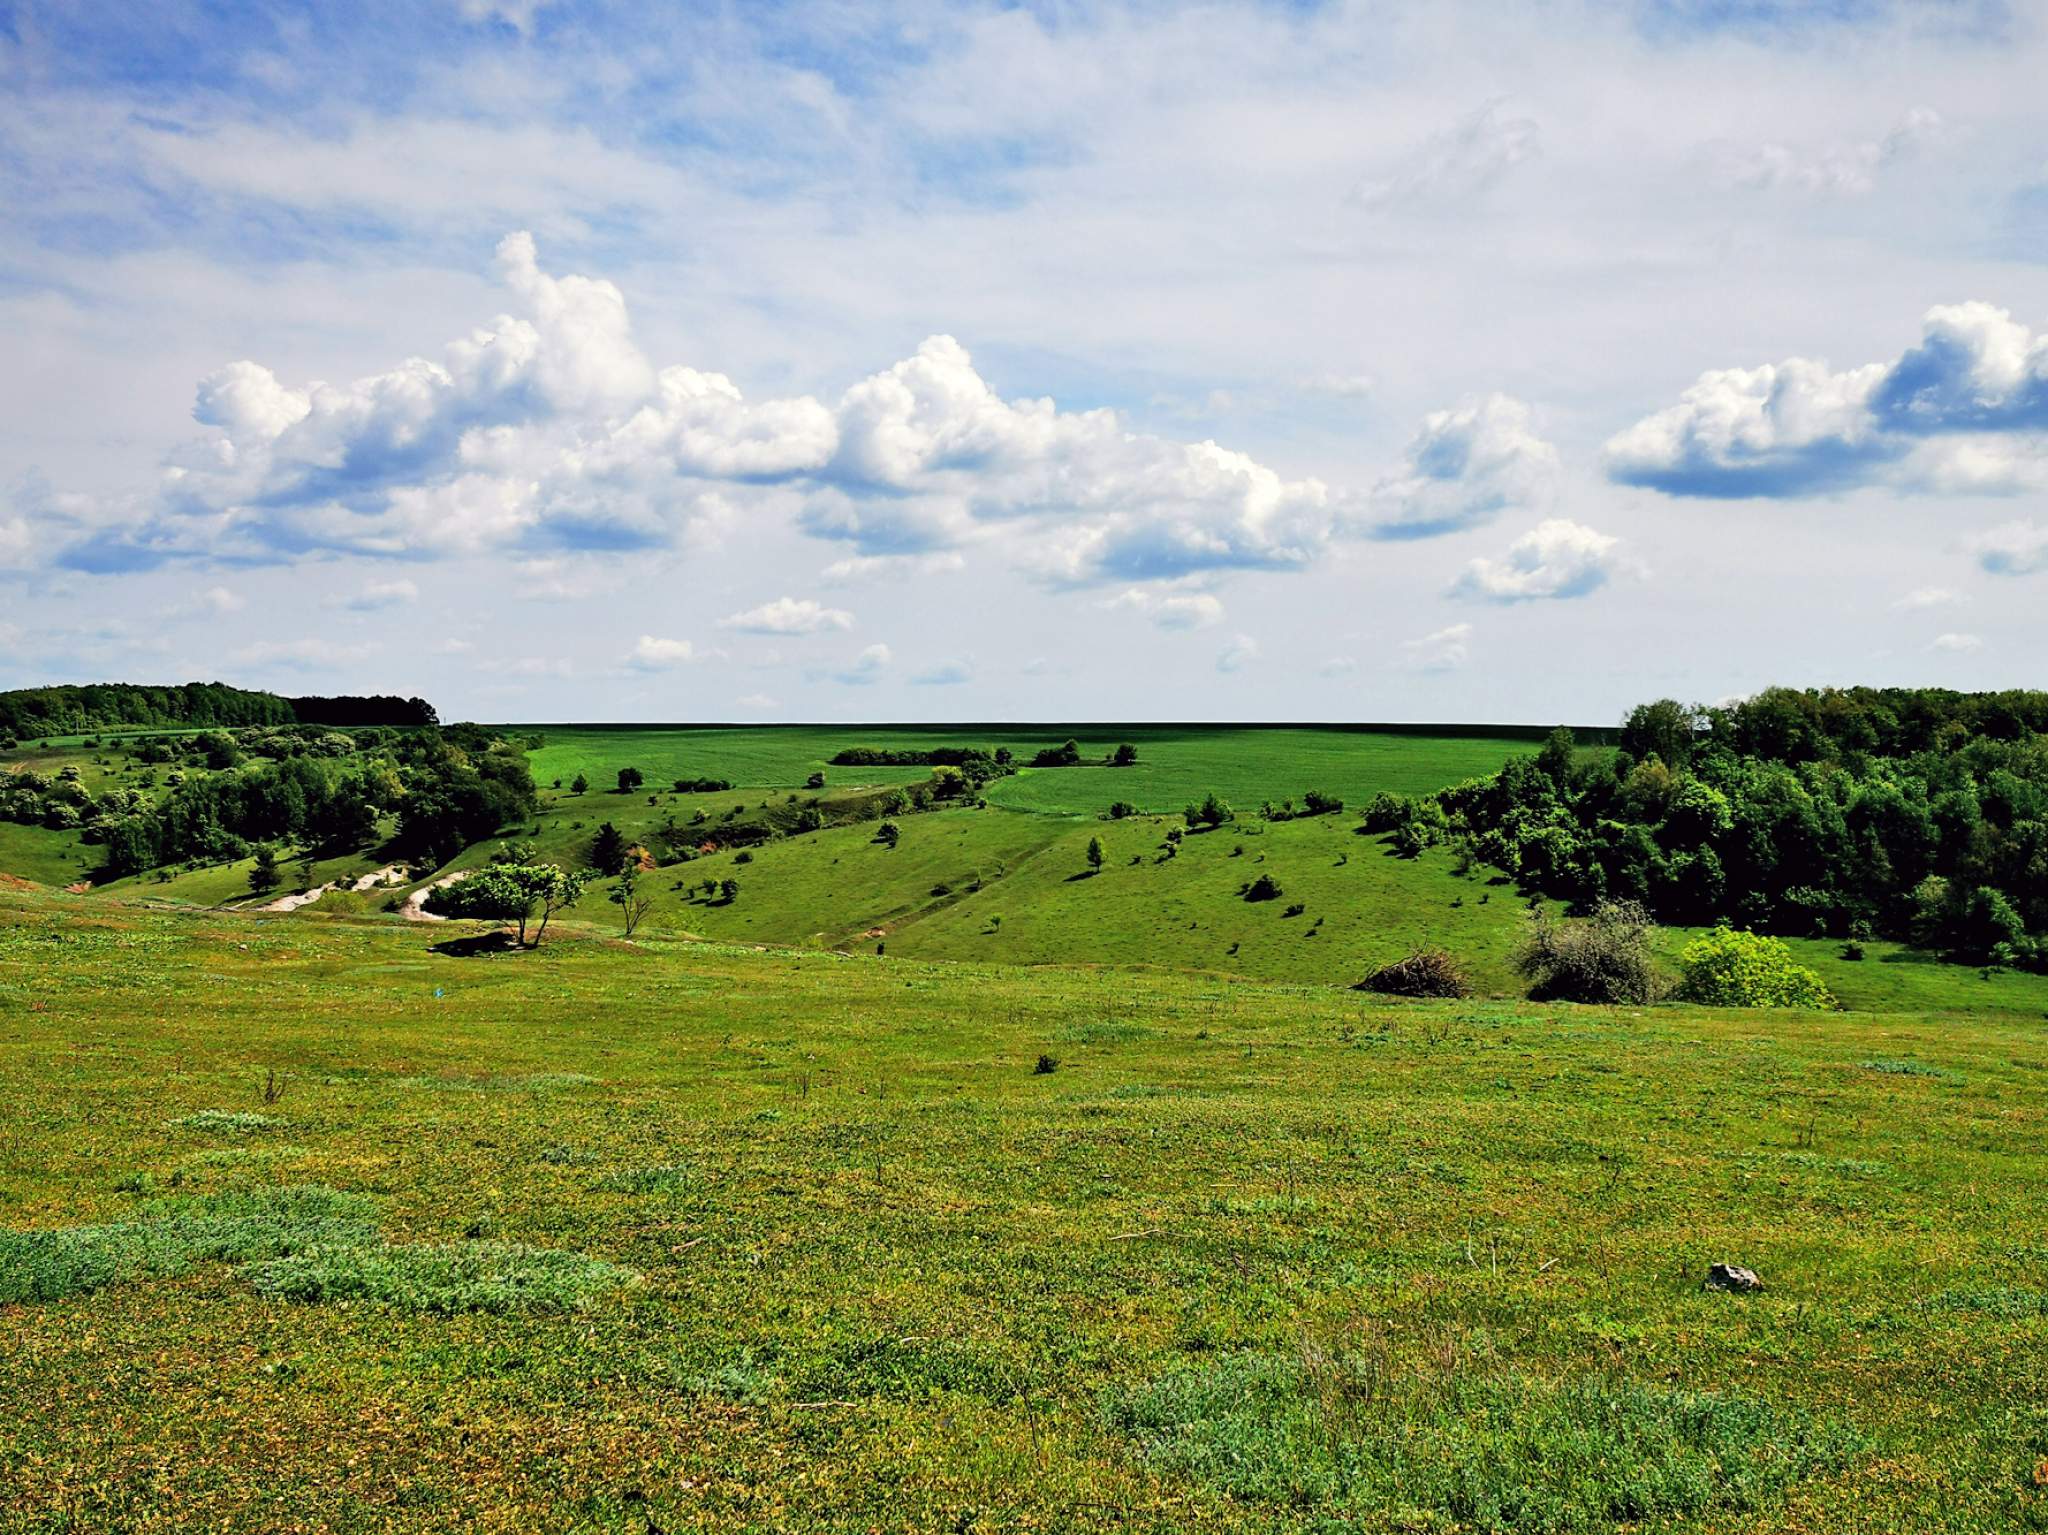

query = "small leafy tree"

[1675,927,1835,1009]
[570,772,589,795]
[247,844,281,895]
[876,821,900,849]
[719,877,740,905]
[1184,792,1234,830]
[1112,742,1139,766]
[590,821,628,875]
[610,863,654,937]
[425,855,585,947]
[1244,872,1283,902]
[616,766,644,793]
[1086,836,1104,873]
[805,770,826,789]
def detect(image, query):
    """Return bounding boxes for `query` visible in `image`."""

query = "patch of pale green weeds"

[174,1109,287,1134]
[1103,1352,1857,1531]
[247,1241,629,1315]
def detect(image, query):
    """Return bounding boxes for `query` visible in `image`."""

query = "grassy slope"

[2,887,2045,1532]
[0,823,95,887]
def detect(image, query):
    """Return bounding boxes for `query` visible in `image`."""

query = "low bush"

[1244,873,1284,902]
[1357,948,1471,999]
[1515,900,1665,1004]
[1675,927,1835,1009]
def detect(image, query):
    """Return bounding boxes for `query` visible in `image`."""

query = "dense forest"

[1410,688,2048,971]
[0,683,437,738]
[0,722,535,876]
[0,683,294,737]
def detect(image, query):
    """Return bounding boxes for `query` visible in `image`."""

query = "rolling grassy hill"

[12,723,2048,1017]
[2,885,2045,1532]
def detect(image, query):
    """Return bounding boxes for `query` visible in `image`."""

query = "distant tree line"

[0,683,294,738]
[0,682,440,738]
[286,694,439,727]
[1397,687,2048,971]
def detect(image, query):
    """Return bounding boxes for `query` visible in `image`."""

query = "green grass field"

[3,887,2046,1532]
[518,723,1536,816]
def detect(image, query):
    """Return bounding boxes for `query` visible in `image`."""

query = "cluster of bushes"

[1259,789,1343,821]
[1361,790,1453,857]
[671,777,733,793]
[1396,688,2048,972]
[645,778,970,866]
[829,744,1016,791]
[1184,793,1234,830]
[1028,739,1139,767]
[1357,908,1831,1009]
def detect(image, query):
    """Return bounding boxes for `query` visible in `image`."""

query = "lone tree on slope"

[590,821,628,875]
[425,854,586,947]
[248,844,281,895]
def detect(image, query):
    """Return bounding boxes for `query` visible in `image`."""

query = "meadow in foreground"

[3,886,2046,1533]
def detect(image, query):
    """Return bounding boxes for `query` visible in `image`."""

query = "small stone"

[1704,1262,1762,1294]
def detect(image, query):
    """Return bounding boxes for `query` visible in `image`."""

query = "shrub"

[1357,949,1471,999]
[1515,900,1665,1004]
[1244,873,1283,902]
[1108,801,1136,819]
[1675,927,1835,1009]
[1034,1053,1059,1075]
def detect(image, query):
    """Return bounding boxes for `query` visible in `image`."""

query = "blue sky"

[4,0,2047,721]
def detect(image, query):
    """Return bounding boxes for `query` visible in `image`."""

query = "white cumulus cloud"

[718,596,855,634]
[1964,520,2048,575]
[1606,302,2048,498]
[1399,622,1473,672]
[1106,588,1226,630]
[831,642,891,685]
[1368,395,1559,539]
[629,635,697,669]
[1451,519,1629,603]
[1216,632,1260,673]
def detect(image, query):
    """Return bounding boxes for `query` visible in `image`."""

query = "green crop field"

[3,888,2047,1533]
[517,724,1542,819]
